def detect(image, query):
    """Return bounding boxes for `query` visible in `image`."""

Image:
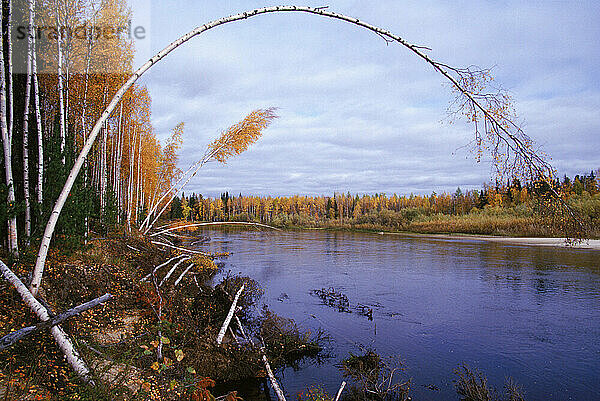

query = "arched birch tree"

[29,6,573,297]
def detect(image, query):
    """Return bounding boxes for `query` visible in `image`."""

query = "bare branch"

[0,259,92,382]
[0,294,113,351]
[149,221,282,237]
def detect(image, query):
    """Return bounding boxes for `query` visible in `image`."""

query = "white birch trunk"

[216,284,245,345]
[149,221,280,237]
[22,0,35,238]
[117,124,124,214]
[262,350,287,401]
[150,240,208,255]
[173,263,194,287]
[140,254,186,282]
[135,130,142,223]
[100,122,107,216]
[81,26,93,240]
[56,3,66,164]
[0,293,112,351]
[33,12,43,206]
[334,382,346,401]
[7,0,13,146]
[0,3,18,256]
[114,103,123,214]
[158,256,190,287]
[127,128,136,228]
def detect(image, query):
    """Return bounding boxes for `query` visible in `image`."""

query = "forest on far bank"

[168,171,600,237]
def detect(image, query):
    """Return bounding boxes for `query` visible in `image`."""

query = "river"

[194,228,600,400]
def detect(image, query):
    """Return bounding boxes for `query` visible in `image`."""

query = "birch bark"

[22,0,36,238]
[55,2,66,164]
[33,18,43,206]
[0,3,18,256]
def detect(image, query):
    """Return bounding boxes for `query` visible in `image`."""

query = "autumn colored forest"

[170,171,600,237]
[0,0,188,256]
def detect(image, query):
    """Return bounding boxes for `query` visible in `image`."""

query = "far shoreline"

[190,222,600,250]
[376,231,600,250]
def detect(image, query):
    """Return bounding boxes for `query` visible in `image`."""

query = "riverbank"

[377,231,600,250]
[260,223,600,249]
[194,198,599,240]
[0,232,323,400]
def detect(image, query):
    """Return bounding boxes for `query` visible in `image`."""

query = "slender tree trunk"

[22,0,35,238]
[81,21,94,240]
[0,3,18,257]
[135,130,142,223]
[127,128,136,228]
[100,121,107,217]
[216,284,245,345]
[56,3,66,164]
[114,103,123,216]
[33,26,43,206]
[7,0,13,146]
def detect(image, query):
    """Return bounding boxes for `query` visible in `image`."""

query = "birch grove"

[0,0,177,280]
[1,0,18,257]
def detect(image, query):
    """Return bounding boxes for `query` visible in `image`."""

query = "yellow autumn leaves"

[144,336,185,372]
[208,108,278,163]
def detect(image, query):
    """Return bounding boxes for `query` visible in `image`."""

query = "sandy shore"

[381,232,600,250]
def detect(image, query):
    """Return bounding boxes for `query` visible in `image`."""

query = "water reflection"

[193,229,600,401]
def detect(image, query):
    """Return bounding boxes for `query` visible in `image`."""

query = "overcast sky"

[131,0,600,197]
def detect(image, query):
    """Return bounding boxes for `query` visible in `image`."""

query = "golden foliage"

[208,108,278,163]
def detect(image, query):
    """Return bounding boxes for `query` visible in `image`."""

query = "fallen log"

[216,284,245,345]
[159,256,191,287]
[0,259,93,382]
[231,312,286,401]
[0,293,113,351]
[334,381,347,401]
[173,263,195,287]
[261,345,287,401]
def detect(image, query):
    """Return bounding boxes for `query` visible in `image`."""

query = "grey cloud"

[138,0,599,197]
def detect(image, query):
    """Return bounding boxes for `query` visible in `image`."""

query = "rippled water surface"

[195,229,600,400]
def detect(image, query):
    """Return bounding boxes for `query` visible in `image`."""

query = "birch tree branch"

[0,294,113,351]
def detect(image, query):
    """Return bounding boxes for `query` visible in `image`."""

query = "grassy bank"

[0,233,323,400]
[253,195,600,238]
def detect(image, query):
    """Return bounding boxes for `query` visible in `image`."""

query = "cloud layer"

[135,0,600,197]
